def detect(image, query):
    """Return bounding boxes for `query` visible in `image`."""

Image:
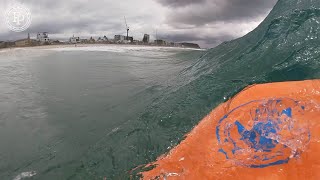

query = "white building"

[70,35,80,44]
[37,32,50,44]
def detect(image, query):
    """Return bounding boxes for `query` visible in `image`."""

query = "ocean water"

[1,0,320,179]
[0,46,205,179]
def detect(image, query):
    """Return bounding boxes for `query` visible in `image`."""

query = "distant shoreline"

[0,43,205,52]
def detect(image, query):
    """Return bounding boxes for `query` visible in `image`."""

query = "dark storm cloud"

[153,0,278,47]
[163,0,278,26]
[220,0,278,20]
[0,0,278,47]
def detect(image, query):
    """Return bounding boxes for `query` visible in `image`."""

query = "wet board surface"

[141,80,320,180]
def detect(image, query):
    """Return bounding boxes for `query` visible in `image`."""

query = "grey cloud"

[0,32,28,42]
[160,32,235,47]
[153,0,278,47]
[0,0,278,48]
[156,0,206,7]
[164,0,278,26]
[1,0,150,39]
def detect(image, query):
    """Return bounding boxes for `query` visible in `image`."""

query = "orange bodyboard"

[141,80,320,180]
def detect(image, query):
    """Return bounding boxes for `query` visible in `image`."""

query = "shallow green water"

[1,0,320,179]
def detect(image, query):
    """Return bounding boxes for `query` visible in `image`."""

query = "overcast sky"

[0,0,278,48]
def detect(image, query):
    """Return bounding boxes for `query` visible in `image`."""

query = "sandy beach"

[0,44,205,53]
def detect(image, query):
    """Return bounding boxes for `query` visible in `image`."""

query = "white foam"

[0,45,205,60]
[48,44,205,53]
[0,48,51,59]
[13,171,37,180]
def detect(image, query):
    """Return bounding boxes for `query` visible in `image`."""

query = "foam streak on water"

[13,171,36,180]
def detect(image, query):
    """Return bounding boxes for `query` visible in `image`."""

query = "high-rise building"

[142,34,150,43]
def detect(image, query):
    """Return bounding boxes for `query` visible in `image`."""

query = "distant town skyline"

[0,0,278,48]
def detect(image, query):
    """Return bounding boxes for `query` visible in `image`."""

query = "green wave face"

[84,0,320,178]
[3,0,317,179]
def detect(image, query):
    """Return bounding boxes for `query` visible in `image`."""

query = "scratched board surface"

[216,98,310,168]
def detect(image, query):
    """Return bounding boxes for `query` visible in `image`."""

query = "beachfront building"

[37,32,50,45]
[97,37,103,43]
[89,37,96,43]
[0,41,5,48]
[70,35,80,44]
[154,39,166,46]
[15,33,36,47]
[103,36,108,42]
[169,42,175,47]
[114,35,126,42]
[81,39,89,43]
[97,36,109,43]
[127,36,133,43]
[142,34,150,44]
[114,35,133,43]
[180,42,201,49]
[15,39,31,47]
[0,41,14,48]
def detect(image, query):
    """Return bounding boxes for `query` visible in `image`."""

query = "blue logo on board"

[216,98,310,168]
